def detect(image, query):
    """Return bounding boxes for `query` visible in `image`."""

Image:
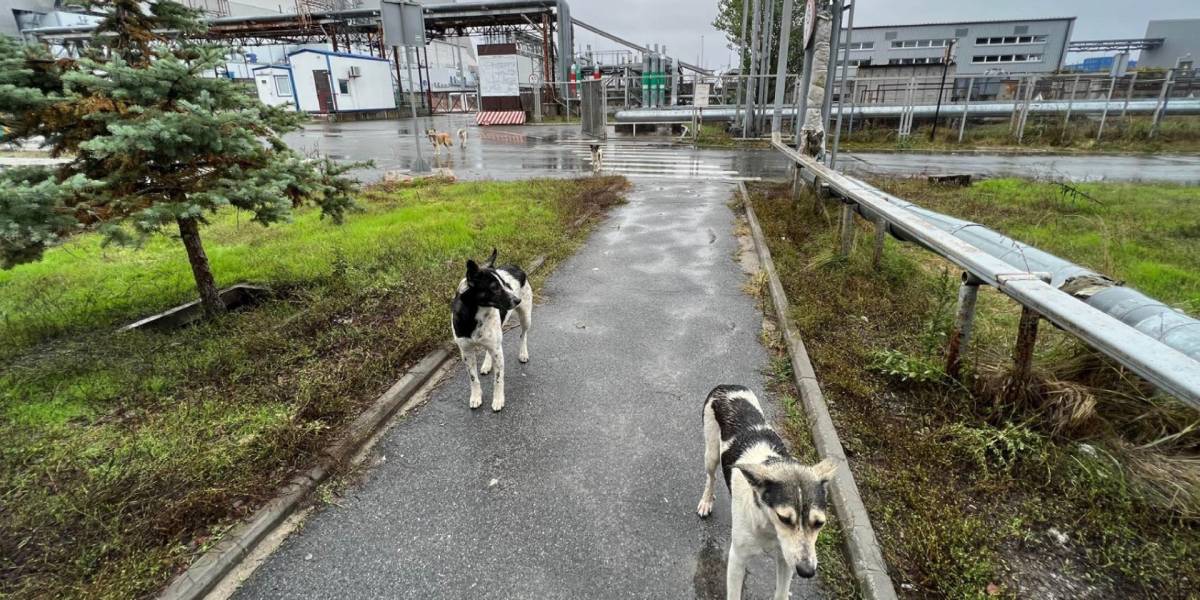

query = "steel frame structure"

[1068,38,1164,52]
[23,1,570,100]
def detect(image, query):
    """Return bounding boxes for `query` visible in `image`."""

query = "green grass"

[0,176,627,599]
[839,115,1200,154]
[694,123,770,149]
[874,177,1200,314]
[747,179,1200,598]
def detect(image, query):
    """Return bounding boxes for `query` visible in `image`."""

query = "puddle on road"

[693,536,726,599]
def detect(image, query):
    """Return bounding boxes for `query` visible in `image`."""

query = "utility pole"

[734,0,750,119]
[743,0,763,137]
[756,0,776,133]
[406,46,429,172]
[829,0,856,168]
[929,39,956,143]
[770,0,796,134]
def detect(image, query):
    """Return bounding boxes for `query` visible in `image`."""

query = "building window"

[848,58,872,67]
[847,41,874,50]
[338,79,350,94]
[888,57,944,66]
[274,74,291,96]
[971,54,1043,64]
[975,35,1046,46]
[891,38,952,49]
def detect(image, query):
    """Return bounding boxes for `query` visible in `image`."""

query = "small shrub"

[868,348,947,384]
[943,422,1049,478]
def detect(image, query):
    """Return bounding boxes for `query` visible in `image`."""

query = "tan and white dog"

[426,128,453,156]
[697,385,837,600]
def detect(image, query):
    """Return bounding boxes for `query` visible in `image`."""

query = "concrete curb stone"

[739,183,898,600]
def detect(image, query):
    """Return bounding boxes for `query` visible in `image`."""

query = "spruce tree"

[0,0,359,315]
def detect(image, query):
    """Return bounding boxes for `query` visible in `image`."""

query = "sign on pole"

[380,0,425,47]
[380,0,428,172]
[694,83,710,107]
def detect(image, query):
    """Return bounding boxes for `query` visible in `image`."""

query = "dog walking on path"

[697,385,837,600]
[451,249,533,412]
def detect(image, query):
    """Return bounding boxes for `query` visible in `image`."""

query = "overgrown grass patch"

[747,178,1199,598]
[0,176,627,599]
[875,177,1200,313]
[839,115,1200,154]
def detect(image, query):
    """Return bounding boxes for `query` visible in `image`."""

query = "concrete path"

[233,178,824,599]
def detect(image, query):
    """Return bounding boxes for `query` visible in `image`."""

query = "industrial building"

[1138,18,1199,70]
[4,0,479,112]
[1,0,97,37]
[841,17,1075,76]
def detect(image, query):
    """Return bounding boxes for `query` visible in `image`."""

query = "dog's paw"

[479,365,492,375]
[469,395,483,409]
[518,353,529,364]
[491,397,505,412]
[696,497,714,518]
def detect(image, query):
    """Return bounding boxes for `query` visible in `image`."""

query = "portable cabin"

[285,49,397,114]
[252,65,296,108]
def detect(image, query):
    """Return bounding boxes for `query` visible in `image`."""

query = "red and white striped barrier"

[476,110,527,126]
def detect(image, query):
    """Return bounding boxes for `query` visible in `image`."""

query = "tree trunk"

[176,216,225,315]
[800,2,832,158]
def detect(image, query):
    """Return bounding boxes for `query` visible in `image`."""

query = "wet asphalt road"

[233,179,825,599]
[281,115,1200,184]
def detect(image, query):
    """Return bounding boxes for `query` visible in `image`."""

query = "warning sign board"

[479,54,519,97]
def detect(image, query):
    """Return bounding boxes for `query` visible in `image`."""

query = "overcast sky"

[568,0,1198,70]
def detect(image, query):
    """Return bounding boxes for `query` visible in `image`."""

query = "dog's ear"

[466,259,480,277]
[735,462,775,490]
[485,248,498,268]
[810,459,838,484]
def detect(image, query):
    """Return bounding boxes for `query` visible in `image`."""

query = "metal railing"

[772,138,1200,409]
[591,70,1200,144]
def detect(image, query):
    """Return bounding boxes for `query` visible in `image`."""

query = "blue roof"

[286,48,392,63]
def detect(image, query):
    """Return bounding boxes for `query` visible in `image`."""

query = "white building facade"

[251,65,295,108]
[841,17,1076,77]
[286,49,396,113]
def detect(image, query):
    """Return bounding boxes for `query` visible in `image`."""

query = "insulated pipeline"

[614,99,1200,123]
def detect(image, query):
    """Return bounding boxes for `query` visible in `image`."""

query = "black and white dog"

[451,249,533,412]
[697,385,837,600]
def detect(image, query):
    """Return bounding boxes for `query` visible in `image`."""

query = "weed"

[868,349,947,384]
[942,422,1049,478]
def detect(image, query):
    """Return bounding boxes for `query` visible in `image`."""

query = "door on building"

[312,70,334,113]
